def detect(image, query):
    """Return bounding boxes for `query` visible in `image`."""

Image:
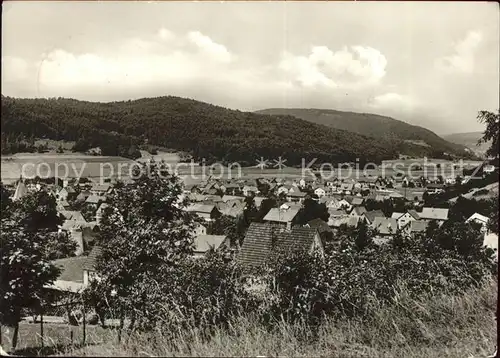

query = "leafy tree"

[14,190,62,231]
[353,220,373,251]
[477,110,499,159]
[243,196,258,225]
[36,144,46,153]
[256,195,278,222]
[171,250,249,332]
[207,214,245,246]
[1,183,11,217]
[0,229,61,350]
[487,195,498,234]
[296,197,329,225]
[87,161,199,332]
[0,189,70,351]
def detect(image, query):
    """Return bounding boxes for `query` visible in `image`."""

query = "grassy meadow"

[2,280,495,357]
[2,149,475,186]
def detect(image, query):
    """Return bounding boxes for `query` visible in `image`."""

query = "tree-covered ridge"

[1,95,397,164]
[256,108,472,158]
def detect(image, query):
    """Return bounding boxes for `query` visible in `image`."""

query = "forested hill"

[442,131,490,156]
[1,95,398,165]
[256,108,471,158]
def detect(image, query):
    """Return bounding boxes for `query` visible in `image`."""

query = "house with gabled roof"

[346,196,364,207]
[204,188,219,196]
[193,235,229,258]
[95,203,110,224]
[359,176,379,188]
[418,207,449,223]
[340,183,354,194]
[12,179,28,201]
[90,183,111,196]
[222,195,244,203]
[188,193,208,202]
[76,190,91,202]
[58,219,98,256]
[306,218,333,236]
[58,200,71,210]
[286,190,307,203]
[362,210,386,225]
[314,186,327,198]
[201,182,216,194]
[407,209,420,220]
[82,245,101,286]
[183,183,200,194]
[263,207,300,228]
[237,223,323,270]
[203,195,223,203]
[58,186,77,202]
[328,208,347,219]
[391,210,419,230]
[221,183,241,195]
[44,245,101,293]
[59,210,86,222]
[277,184,299,195]
[217,201,246,218]
[253,196,266,209]
[48,256,90,293]
[371,217,398,237]
[85,194,105,205]
[329,215,360,230]
[321,196,339,208]
[185,203,221,222]
[242,185,259,197]
[466,213,490,233]
[337,198,352,211]
[350,206,367,218]
[402,220,429,237]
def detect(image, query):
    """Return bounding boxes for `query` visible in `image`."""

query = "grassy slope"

[3,280,493,357]
[257,108,470,158]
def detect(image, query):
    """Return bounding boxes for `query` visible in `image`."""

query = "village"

[3,158,497,304]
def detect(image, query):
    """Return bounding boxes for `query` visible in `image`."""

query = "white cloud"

[158,28,174,41]
[279,45,387,89]
[370,92,416,111]
[1,56,29,82]
[436,30,483,73]
[187,31,233,63]
[32,30,241,96]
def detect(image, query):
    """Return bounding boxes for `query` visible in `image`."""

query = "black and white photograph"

[1,1,499,356]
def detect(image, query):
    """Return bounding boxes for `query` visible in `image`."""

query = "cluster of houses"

[5,170,497,294]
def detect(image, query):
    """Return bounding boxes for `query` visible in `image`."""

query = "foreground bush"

[260,221,496,330]
[66,279,497,358]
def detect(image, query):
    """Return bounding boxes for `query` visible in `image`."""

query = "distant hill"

[256,108,471,158]
[442,131,489,156]
[1,96,399,165]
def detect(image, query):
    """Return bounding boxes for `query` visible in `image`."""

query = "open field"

[449,182,499,203]
[0,322,108,356]
[0,152,180,184]
[1,152,475,185]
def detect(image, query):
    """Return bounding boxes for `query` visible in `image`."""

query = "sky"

[2,1,499,134]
